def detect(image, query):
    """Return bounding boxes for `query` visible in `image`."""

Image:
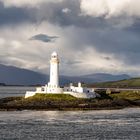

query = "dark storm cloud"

[102,56,111,61]
[33,0,140,66]
[0,0,107,28]
[0,0,140,74]
[29,34,58,43]
[0,2,36,25]
[63,60,82,65]
[0,0,139,29]
[70,26,140,65]
[35,0,108,28]
[0,0,128,29]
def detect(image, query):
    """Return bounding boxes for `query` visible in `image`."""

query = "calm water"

[0,86,35,98]
[0,108,140,140]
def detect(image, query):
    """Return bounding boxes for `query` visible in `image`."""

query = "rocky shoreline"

[0,94,140,111]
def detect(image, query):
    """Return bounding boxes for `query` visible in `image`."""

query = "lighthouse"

[47,52,63,93]
[25,51,98,98]
[50,52,59,88]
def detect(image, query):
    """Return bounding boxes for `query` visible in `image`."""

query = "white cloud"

[0,22,123,75]
[62,8,71,13]
[80,0,140,18]
[68,47,124,75]
[0,22,60,73]
[0,17,139,76]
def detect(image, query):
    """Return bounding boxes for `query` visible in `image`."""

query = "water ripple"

[0,108,140,139]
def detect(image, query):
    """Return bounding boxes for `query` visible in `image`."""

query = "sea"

[0,86,140,140]
[0,86,35,98]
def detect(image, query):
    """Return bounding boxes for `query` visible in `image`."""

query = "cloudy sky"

[0,0,140,76]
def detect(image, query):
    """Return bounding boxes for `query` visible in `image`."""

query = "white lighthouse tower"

[50,52,59,88]
[47,52,63,93]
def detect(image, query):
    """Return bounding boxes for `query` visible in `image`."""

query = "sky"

[0,0,140,76]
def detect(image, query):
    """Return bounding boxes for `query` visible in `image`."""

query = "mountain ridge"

[0,64,131,85]
[90,77,140,88]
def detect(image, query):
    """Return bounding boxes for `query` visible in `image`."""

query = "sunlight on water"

[0,108,140,139]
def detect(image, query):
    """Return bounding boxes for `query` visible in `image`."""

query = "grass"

[31,93,77,101]
[90,77,140,88]
[110,91,140,101]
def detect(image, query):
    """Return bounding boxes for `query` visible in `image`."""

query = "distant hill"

[64,73,130,84]
[90,78,140,88]
[0,64,48,85]
[0,64,131,86]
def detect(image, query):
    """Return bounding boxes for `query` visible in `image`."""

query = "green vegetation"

[0,91,140,111]
[32,94,77,101]
[110,91,140,101]
[90,78,140,88]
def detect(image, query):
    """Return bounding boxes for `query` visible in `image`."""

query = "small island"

[0,90,140,111]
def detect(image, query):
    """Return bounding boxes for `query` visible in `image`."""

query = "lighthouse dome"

[51,52,58,58]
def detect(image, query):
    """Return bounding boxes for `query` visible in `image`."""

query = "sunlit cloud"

[0,0,139,76]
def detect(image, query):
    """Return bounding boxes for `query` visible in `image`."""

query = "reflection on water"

[0,108,140,140]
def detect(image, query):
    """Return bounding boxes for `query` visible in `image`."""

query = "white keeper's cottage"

[25,52,98,98]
